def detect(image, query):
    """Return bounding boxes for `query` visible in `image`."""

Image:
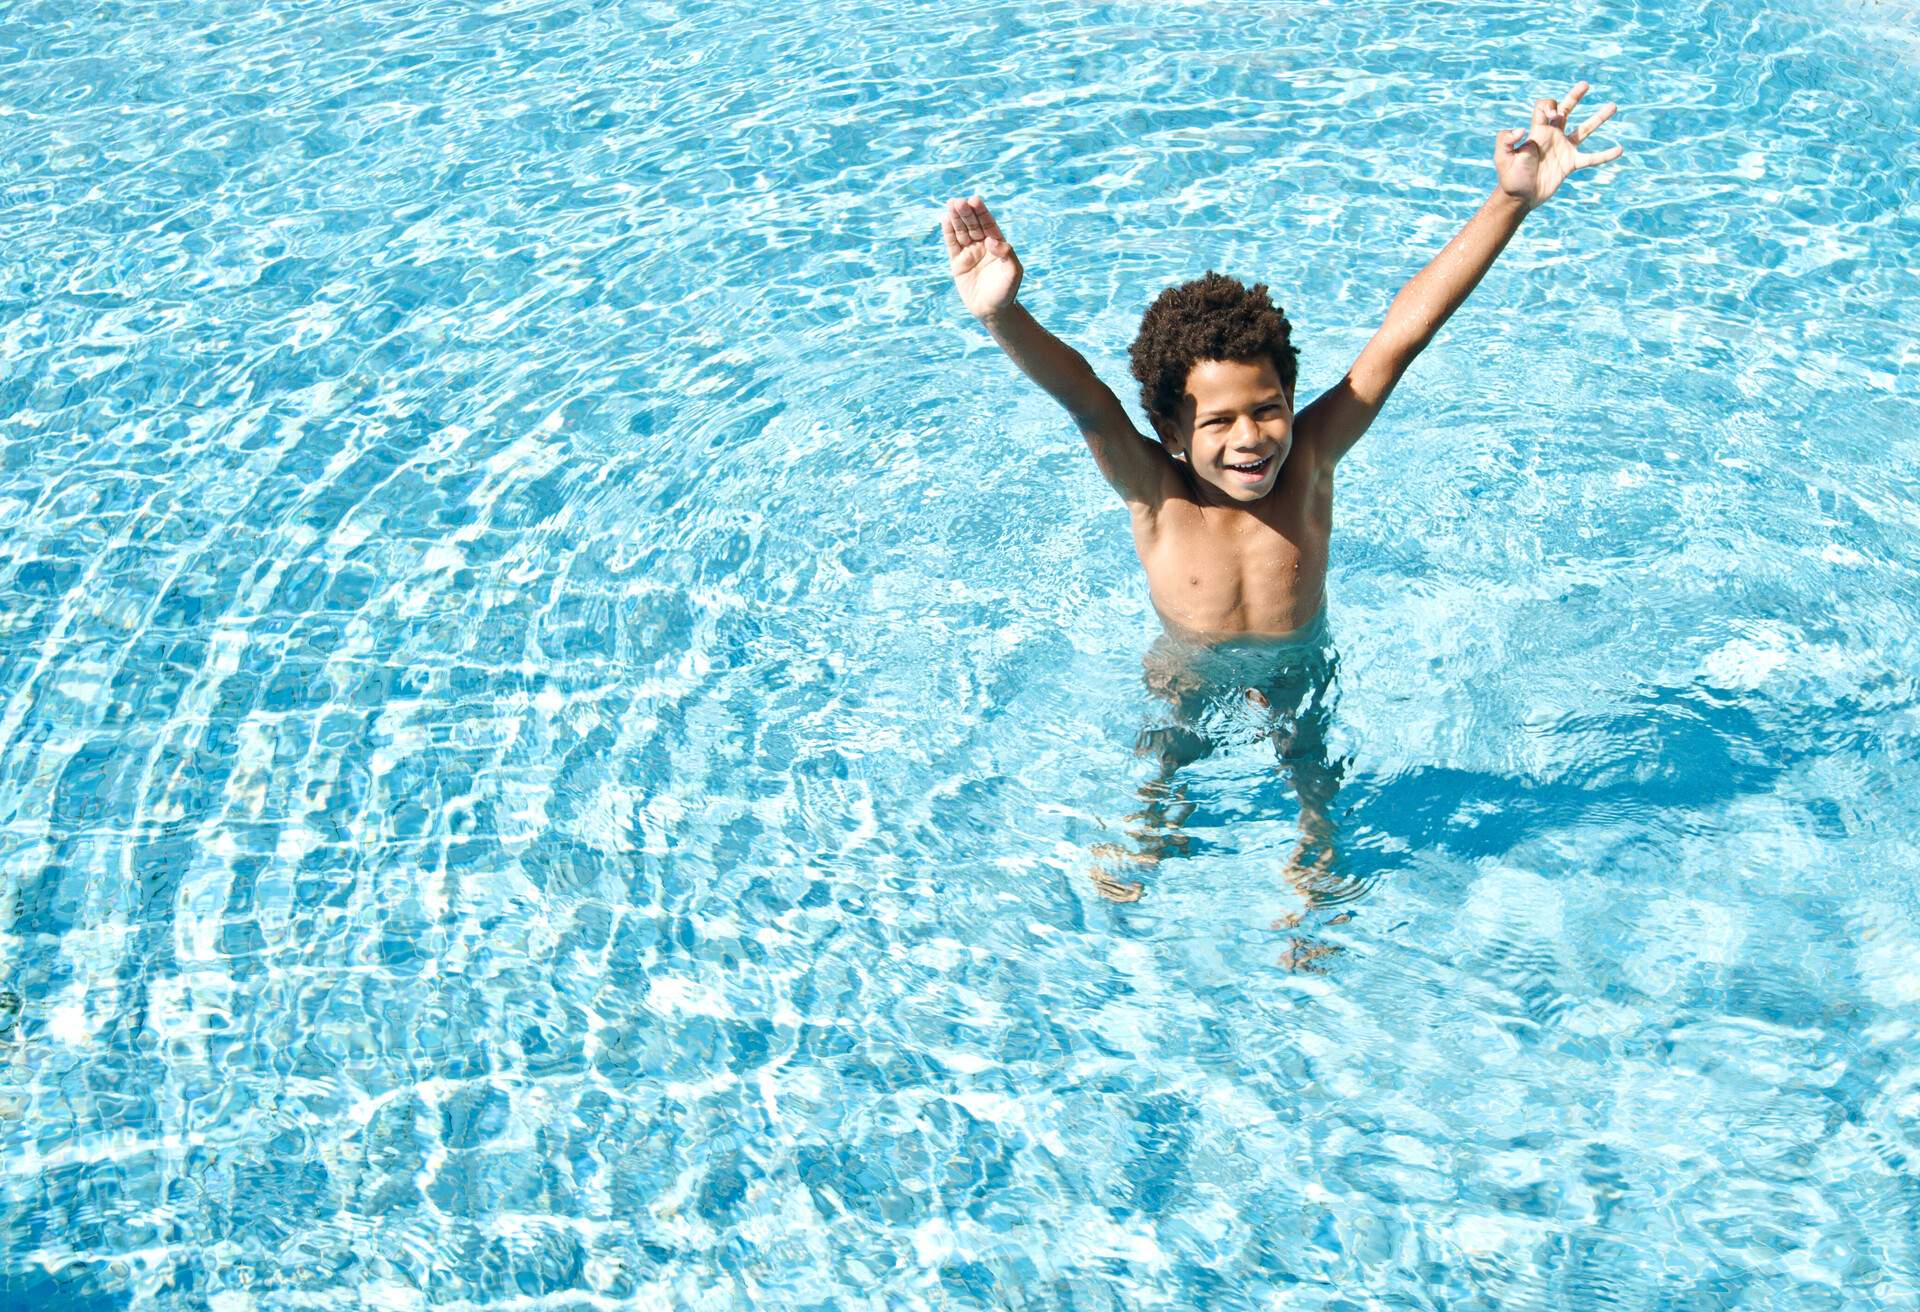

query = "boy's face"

[1154,356,1296,503]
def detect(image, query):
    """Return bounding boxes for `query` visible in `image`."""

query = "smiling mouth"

[1224,455,1274,478]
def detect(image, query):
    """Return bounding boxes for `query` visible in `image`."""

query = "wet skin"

[1138,357,1335,641]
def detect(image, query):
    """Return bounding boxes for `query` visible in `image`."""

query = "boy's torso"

[1130,445,1333,640]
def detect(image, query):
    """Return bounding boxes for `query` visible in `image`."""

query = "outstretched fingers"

[1571,100,1618,146]
[1557,80,1590,118]
[941,199,967,245]
[1575,143,1626,169]
[969,195,1007,245]
[943,195,1015,263]
[956,197,986,244]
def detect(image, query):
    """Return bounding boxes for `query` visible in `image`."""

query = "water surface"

[4,0,1920,1306]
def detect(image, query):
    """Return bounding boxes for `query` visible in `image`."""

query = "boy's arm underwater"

[1294,81,1626,469]
[941,196,1172,508]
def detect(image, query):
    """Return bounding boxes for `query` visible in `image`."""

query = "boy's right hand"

[941,195,1023,323]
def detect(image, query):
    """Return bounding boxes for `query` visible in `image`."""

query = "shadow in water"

[1348,676,1890,860]
[1104,672,1911,911]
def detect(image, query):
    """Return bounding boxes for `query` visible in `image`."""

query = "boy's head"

[1129,272,1302,502]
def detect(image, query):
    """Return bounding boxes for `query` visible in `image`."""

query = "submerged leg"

[1126,723,1213,853]
[1088,720,1215,902]
[1260,652,1353,897]
[1278,717,1349,902]
[1262,655,1366,967]
[1270,719,1354,969]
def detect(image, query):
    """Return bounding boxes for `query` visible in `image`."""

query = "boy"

[942,83,1624,905]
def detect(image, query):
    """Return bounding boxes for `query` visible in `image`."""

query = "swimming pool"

[4,0,1919,1304]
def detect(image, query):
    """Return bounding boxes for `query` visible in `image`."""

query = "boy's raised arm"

[1296,82,1625,468]
[942,196,1171,507]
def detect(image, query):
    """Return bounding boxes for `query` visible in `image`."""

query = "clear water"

[5,0,1920,1306]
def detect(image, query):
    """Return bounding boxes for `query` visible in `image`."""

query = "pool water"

[5,0,1920,1306]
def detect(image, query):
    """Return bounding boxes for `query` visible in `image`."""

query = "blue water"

[5,0,1920,1306]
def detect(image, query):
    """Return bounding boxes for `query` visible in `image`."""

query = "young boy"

[942,83,1623,905]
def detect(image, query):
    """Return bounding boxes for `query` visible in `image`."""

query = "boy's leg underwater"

[1254,649,1365,903]
[1265,658,1367,970]
[1088,719,1214,903]
[1278,720,1349,899]
[1270,718,1353,971]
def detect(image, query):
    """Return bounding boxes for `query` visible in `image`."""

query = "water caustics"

[3,0,1920,1306]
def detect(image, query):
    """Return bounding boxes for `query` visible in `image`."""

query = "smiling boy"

[941,84,1624,905]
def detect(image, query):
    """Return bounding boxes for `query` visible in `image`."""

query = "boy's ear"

[1150,414,1187,457]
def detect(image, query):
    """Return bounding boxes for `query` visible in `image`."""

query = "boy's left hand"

[1496,81,1624,210]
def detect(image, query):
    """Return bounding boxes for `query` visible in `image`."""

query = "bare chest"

[1134,481,1332,638]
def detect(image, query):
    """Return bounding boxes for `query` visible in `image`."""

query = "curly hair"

[1127,272,1301,428]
